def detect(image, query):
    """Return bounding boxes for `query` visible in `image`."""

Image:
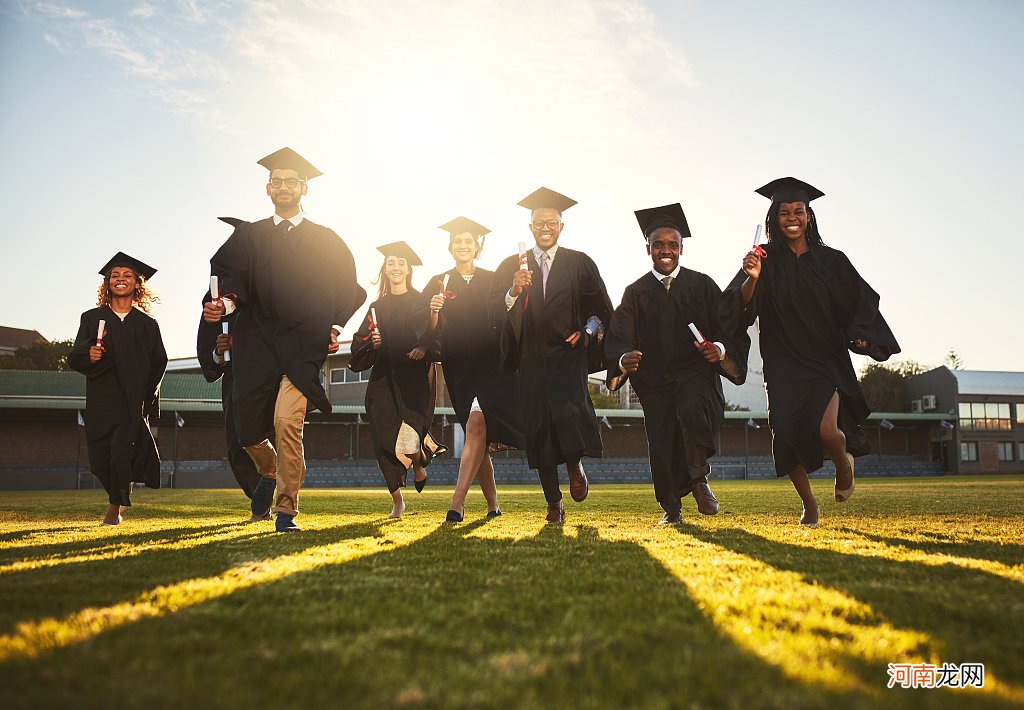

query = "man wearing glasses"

[492,187,613,523]
[203,147,366,532]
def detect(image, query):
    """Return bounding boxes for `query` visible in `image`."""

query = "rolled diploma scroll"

[210,275,219,301]
[688,322,707,344]
[518,242,529,270]
[752,224,767,258]
[434,274,450,313]
[222,322,231,362]
[96,319,106,346]
[370,307,379,332]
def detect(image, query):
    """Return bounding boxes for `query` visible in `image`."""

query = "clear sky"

[1,0,1021,372]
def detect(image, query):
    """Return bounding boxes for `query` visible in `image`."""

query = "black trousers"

[640,388,717,514]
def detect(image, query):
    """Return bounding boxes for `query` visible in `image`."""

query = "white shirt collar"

[533,243,559,261]
[273,213,304,228]
[651,263,681,282]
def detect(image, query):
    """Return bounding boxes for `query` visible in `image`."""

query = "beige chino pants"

[243,376,308,517]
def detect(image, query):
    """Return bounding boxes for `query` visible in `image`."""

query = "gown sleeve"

[830,252,901,362]
[695,274,745,386]
[67,311,114,377]
[603,284,637,392]
[210,224,252,308]
[348,305,378,372]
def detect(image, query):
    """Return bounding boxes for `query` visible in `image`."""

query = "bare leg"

[820,392,854,495]
[788,465,819,526]
[102,504,121,526]
[390,488,405,518]
[476,454,499,513]
[449,413,488,514]
[411,450,427,483]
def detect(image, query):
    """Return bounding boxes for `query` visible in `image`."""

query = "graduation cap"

[439,216,490,238]
[376,241,422,266]
[256,147,322,180]
[98,252,157,280]
[755,177,824,205]
[634,203,692,240]
[218,217,246,228]
[517,186,577,213]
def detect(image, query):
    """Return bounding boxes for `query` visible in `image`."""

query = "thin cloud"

[128,3,158,19]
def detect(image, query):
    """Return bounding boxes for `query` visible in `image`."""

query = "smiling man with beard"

[203,148,366,532]
[604,204,745,525]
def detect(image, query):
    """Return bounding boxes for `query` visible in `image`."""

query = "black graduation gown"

[349,290,447,492]
[209,217,366,446]
[724,243,900,477]
[491,247,613,469]
[423,268,524,450]
[196,310,263,498]
[604,269,746,509]
[68,306,167,506]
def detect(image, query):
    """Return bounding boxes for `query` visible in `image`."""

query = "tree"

[0,339,74,371]
[588,381,620,409]
[944,348,964,370]
[859,359,927,411]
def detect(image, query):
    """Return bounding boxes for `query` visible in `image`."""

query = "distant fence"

[0,454,944,490]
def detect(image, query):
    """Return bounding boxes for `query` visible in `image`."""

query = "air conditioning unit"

[911,400,923,413]
[922,395,937,410]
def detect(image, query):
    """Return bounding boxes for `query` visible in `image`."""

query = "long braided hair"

[764,202,825,250]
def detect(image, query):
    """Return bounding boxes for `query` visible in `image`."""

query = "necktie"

[278,219,292,233]
[541,252,550,297]
[662,275,673,291]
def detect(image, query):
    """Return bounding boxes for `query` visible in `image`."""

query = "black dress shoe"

[414,476,427,493]
[658,511,682,526]
[445,509,464,523]
[486,508,502,519]
[692,481,719,515]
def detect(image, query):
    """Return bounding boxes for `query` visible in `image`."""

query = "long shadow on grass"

[6,518,878,710]
[0,523,243,567]
[845,529,1024,567]
[0,519,390,637]
[685,526,1024,689]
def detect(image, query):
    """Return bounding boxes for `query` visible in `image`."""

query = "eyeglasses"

[531,219,561,230]
[269,177,304,189]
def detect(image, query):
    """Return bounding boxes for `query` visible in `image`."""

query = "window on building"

[958,402,1012,431]
[330,368,370,385]
[1019,442,1024,462]
[997,442,1014,462]
[959,442,978,462]
[1017,403,1024,426]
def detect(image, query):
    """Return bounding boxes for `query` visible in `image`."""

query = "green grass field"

[1,477,1022,709]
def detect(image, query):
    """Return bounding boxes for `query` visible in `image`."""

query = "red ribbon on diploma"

[362,310,379,341]
[437,278,456,299]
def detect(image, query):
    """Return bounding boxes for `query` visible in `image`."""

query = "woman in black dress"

[68,253,167,525]
[349,241,446,518]
[424,217,524,523]
[728,178,899,527]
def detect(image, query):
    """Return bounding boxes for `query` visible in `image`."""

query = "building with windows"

[905,368,1024,474]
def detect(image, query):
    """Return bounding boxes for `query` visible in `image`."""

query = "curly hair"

[764,202,826,250]
[96,271,160,314]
